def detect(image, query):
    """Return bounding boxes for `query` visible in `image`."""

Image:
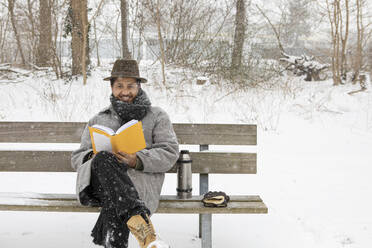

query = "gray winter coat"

[71,105,179,214]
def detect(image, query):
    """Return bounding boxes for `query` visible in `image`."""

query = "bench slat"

[157,201,267,214]
[174,124,257,145]
[0,151,256,174]
[0,122,257,145]
[0,193,268,214]
[0,193,263,202]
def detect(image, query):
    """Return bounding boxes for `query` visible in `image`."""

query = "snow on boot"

[127,214,158,248]
[146,236,170,248]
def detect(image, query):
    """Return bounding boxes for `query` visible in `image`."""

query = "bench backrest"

[0,122,257,174]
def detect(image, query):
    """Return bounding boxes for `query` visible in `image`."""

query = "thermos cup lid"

[178,150,192,163]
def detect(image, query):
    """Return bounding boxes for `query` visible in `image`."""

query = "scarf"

[110,88,151,125]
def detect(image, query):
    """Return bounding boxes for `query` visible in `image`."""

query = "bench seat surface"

[0,192,268,214]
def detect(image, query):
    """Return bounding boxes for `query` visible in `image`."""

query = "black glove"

[202,191,230,207]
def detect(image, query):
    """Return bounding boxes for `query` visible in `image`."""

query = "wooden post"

[199,144,212,248]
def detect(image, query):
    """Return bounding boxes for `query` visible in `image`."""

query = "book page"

[116,119,138,135]
[112,121,146,154]
[92,124,115,136]
[92,132,112,152]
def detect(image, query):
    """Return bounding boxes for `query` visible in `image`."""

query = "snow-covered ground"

[0,62,372,248]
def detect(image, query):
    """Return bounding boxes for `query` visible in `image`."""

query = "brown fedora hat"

[104,59,147,83]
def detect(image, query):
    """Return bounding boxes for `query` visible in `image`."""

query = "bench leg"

[200,214,212,248]
[199,173,212,248]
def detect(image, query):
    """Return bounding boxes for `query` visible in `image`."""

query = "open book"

[88,120,146,154]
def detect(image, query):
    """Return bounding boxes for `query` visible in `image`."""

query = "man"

[71,59,179,248]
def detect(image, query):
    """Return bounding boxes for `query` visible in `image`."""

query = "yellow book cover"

[88,120,146,154]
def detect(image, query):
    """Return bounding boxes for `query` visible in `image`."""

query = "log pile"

[280,52,329,81]
[0,63,51,84]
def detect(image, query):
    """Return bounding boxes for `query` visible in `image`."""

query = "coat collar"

[98,105,113,115]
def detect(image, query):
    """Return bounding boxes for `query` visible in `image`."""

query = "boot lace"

[132,222,155,245]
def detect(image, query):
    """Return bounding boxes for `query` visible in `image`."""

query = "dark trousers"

[79,151,150,248]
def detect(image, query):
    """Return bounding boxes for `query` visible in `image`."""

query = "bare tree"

[121,0,131,59]
[132,0,144,61]
[81,0,88,84]
[92,18,101,66]
[69,0,89,76]
[369,41,372,79]
[352,0,363,84]
[285,0,311,48]
[0,5,11,63]
[88,0,108,67]
[155,0,166,85]
[326,0,342,85]
[36,0,52,67]
[8,0,26,65]
[82,0,105,84]
[50,0,69,78]
[256,4,285,53]
[231,0,246,70]
[24,0,37,63]
[339,0,349,79]
[142,0,166,85]
[101,11,122,58]
[138,0,235,73]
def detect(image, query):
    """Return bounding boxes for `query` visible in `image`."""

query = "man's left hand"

[115,151,137,168]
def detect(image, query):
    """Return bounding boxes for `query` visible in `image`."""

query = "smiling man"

[112,77,138,103]
[71,59,179,248]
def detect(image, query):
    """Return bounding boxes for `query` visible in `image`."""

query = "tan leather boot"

[127,214,157,248]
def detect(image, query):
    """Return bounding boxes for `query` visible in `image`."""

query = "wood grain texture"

[0,193,268,214]
[0,193,263,202]
[0,151,256,174]
[173,124,257,145]
[0,122,85,143]
[0,122,257,145]
[0,123,266,214]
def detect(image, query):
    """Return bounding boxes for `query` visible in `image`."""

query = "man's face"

[111,77,139,103]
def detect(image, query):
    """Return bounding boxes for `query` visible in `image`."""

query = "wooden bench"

[0,122,267,248]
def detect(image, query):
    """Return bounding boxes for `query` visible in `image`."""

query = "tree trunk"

[369,42,372,80]
[36,0,52,67]
[231,0,246,70]
[0,16,10,63]
[256,4,284,54]
[312,71,321,81]
[8,0,26,65]
[93,18,100,67]
[353,0,363,84]
[70,0,89,76]
[304,72,312,81]
[340,0,349,80]
[26,0,37,63]
[121,0,131,59]
[326,0,341,86]
[50,2,62,79]
[334,0,341,85]
[81,0,88,84]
